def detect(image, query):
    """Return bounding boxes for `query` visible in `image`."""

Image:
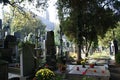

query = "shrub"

[35,68,55,80]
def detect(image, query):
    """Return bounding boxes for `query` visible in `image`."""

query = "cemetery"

[0,0,120,80]
[0,22,120,80]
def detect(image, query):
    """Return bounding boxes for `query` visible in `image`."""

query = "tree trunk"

[77,44,82,60]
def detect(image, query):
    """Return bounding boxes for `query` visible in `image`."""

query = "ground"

[109,60,120,80]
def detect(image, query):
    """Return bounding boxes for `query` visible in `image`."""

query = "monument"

[45,31,56,70]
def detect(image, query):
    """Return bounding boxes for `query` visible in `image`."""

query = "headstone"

[45,31,56,70]
[0,0,2,3]
[113,39,118,54]
[0,19,2,29]
[20,43,35,77]
[0,39,4,48]
[4,35,17,48]
[14,31,21,39]
[0,60,8,80]
[0,48,12,63]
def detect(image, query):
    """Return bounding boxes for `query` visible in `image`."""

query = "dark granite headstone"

[0,48,12,63]
[113,39,118,55]
[0,39,4,48]
[45,31,56,70]
[0,60,8,80]
[0,19,2,29]
[4,35,17,48]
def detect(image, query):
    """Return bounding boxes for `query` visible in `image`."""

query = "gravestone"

[0,60,8,80]
[0,19,2,29]
[113,39,118,55]
[45,31,56,70]
[0,39,4,48]
[4,35,18,62]
[20,43,35,79]
[0,48,12,63]
[14,31,21,39]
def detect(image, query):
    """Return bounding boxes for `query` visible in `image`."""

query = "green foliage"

[98,22,120,47]
[57,0,120,38]
[18,41,24,48]
[115,53,120,64]
[9,7,45,33]
[55,75,63,80]
[114,22,120,46]
[35,68,55,80]
[3,7,46,43]
[98,29,113,47]
[57,0,120,59]
[89,52,110,59]
[2,0,48,9]
[82,76,96,80]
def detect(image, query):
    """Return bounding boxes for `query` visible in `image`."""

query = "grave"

[0,60,8,80]
[20,43,35,80]
[8,43,36,80]
[45,31,56,70]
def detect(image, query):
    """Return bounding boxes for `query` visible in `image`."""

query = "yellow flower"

[35,68,55,80]
[80,59,86,65]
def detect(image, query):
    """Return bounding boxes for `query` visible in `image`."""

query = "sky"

[0,4,3,19]
[47,0,58,23]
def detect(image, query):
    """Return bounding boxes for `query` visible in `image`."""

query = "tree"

[115,22,120,46]
[3,6,46,43]
[98,22,120,48]
[1,0,48,8]
[98,29,113,48]
[1,0,48,42]
[57,0,120,59]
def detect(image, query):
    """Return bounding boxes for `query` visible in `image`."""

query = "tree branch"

[102,0,115,8]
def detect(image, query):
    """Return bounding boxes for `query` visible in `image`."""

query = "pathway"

[109,59,120,80]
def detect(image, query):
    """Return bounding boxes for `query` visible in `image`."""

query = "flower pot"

[90,64,94,68]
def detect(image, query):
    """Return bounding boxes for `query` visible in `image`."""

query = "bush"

[35,68,55,80]
[115,53,120,64]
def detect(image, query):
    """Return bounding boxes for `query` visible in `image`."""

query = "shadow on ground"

[109,65,120,80]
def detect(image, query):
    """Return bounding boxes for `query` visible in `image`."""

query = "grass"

[69,51,111,60]
[88,51,111,59]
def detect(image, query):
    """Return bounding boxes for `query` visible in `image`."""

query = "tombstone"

[45,31,56,70]
[4,35,17,48]
[4,35,19,63]
[0,60,8,80]
[0,48,12,63]
[14,31,21,39]
[0,0,2,3]
[0,19,2,29]
[20,43,35,79]
[0,39,4,48]
[113,39,118,55]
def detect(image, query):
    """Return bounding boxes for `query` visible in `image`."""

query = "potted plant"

[89,61,95,68]
[34,68,55,80]
[89,63,95,68]
[81,59,87,68]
